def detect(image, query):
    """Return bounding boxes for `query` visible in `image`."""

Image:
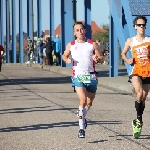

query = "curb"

[20,63,133,94]
[5,63,150,98]
[99,79,133,94]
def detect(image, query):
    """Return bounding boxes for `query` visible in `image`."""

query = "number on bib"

[77,75,91,83]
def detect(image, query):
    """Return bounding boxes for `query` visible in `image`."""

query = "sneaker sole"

[78,135,85,138]
[133,132,140,139]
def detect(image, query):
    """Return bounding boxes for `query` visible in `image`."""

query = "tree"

[92,24,109,42]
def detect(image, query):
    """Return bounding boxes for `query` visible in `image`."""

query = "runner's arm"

[121,38,132,64]
[93,42,104,64]
[62,43,71,63]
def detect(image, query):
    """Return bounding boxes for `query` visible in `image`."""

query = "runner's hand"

[66,58,72,64]
[92,54,100,63]
[126,58,133,64]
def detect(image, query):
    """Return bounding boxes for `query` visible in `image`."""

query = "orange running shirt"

[129,37,150,77]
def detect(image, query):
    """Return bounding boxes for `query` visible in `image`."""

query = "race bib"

[77,75,91,83]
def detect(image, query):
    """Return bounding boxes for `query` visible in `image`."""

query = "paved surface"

[25,63,150,98]
[0,64,150,150]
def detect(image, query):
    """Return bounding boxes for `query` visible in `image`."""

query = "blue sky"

[3,0,109,34]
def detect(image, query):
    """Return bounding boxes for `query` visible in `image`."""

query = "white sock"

[85,106,90,116]
[85,106,90,111]
[77,106,90,117]
[78,106,86,130]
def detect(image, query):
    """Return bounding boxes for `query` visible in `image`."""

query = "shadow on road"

[0,76,72,86]
[0,120,121,132]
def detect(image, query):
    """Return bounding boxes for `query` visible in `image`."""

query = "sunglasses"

[136,24,146,27]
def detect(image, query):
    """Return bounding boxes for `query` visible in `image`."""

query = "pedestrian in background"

[54,34,61,66]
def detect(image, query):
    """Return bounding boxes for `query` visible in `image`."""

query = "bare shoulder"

[66,42,71,48]
[92,41,98,47]
[64,42,71,52]
[63,42,71,56]
[126,37,133,48]
[126,37,133,43]
[92,41,97,45]
[148,36,150,41]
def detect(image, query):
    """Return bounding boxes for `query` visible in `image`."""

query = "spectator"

[33,41,38,63]
[96,40,108,65]
[43,40,46,57]
[43,37,53,65]
[25,37,33,64]
[100,40,106,56]
[36,38,41,63]
[53,34,61,66]
[39,35,44,65]
[8,40,12,63]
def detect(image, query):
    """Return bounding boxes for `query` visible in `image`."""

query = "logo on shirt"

[135,45,148,55]
[135,45,149,65]
[74,47,77,50]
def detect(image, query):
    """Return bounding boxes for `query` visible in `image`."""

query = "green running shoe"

[132,119,143,139]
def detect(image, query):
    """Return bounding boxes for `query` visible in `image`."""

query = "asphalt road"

[0,65,150,150]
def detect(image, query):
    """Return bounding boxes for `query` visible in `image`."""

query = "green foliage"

[100,24,109,31]
[92,24,109,42]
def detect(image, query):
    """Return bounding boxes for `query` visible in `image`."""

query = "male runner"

[62,22,104,138]
[121,15,150,138]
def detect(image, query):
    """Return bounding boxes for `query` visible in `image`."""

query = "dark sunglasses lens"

[137,24,146,27]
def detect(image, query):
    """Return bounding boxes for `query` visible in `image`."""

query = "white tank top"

[131,36,150,47]
[70,39,96,79]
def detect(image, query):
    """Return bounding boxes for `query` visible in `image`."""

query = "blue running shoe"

[78,129,85,138]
